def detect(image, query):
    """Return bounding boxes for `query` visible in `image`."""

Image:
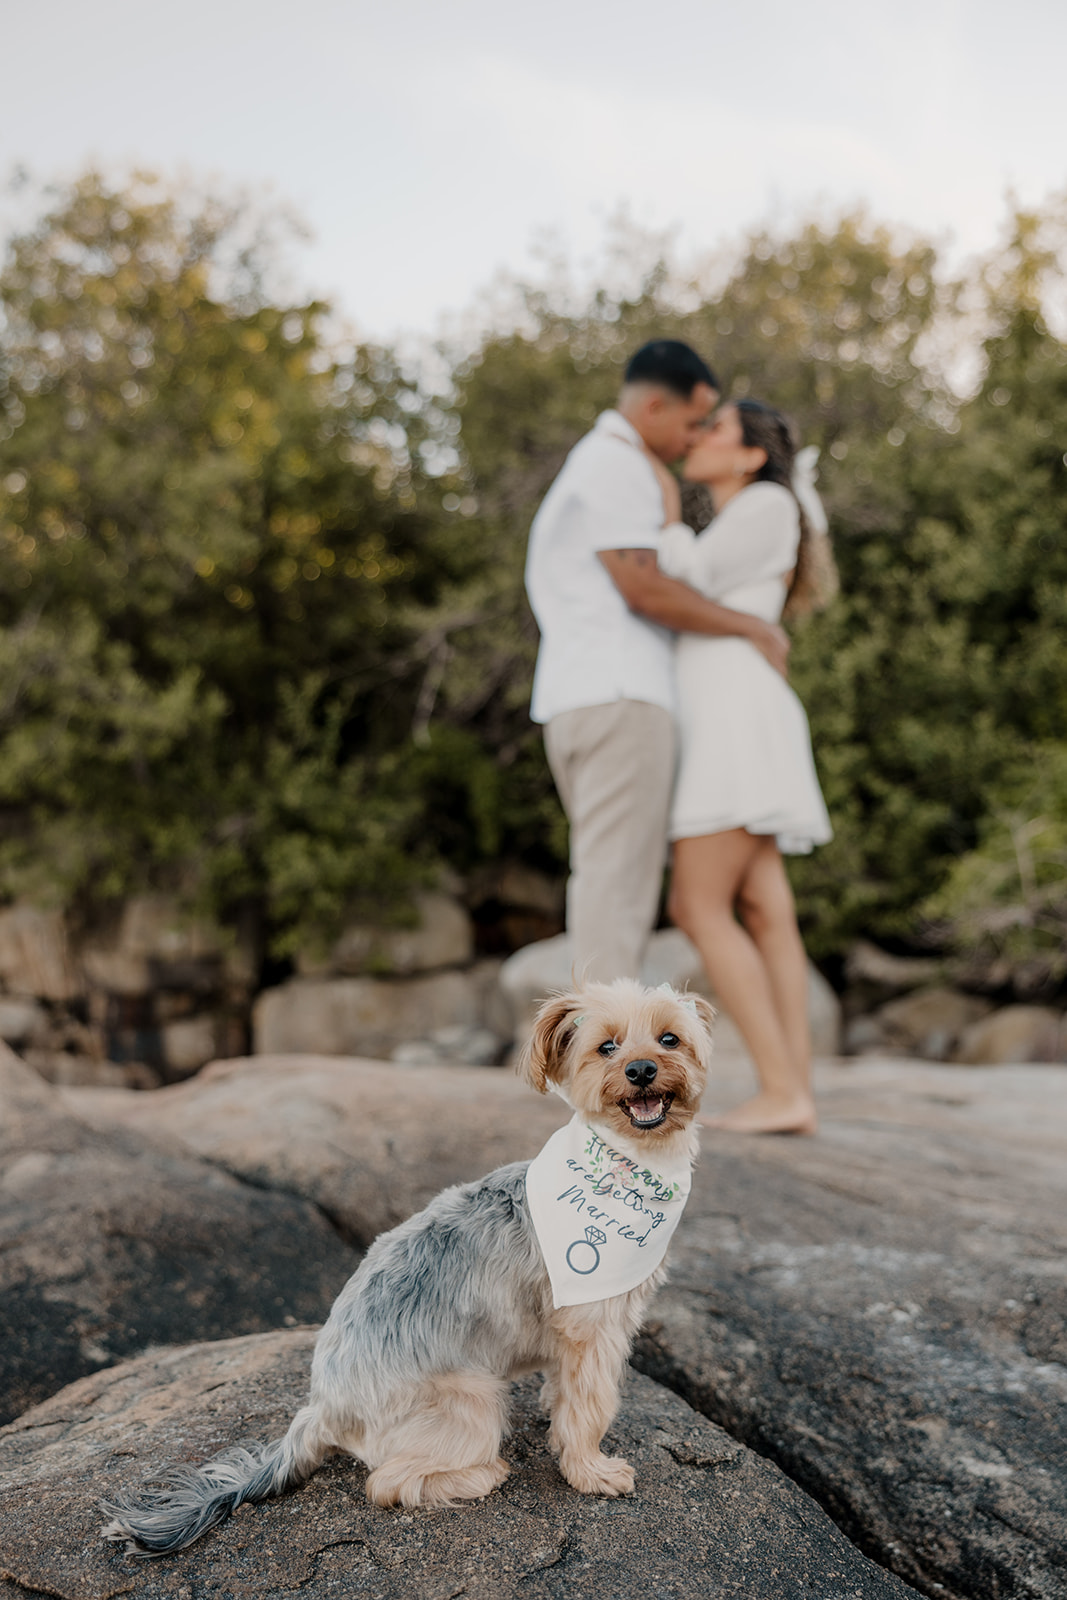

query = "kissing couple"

[525,339,833,1135]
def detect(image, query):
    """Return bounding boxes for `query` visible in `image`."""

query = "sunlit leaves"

[0,172,460,948]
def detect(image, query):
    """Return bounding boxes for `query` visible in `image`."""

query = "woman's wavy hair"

[734,398,836,620]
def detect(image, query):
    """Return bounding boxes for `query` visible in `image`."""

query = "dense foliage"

[2,174,1066,981]
[0,176,472,951]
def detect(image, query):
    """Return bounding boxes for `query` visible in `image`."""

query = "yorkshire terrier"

[102,979,713,1554]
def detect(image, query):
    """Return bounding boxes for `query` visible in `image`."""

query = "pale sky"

[4,0,1066,340]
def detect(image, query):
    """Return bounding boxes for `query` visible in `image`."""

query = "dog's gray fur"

[102,979,711,1555]
[101,1164,562,1553]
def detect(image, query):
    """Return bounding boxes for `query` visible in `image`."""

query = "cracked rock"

[58,1052,1067,1599]
[0,1329,920,1600]
[637,1058,1067,1600]
[63,1053,572,1245]
[0,1048,355,1424]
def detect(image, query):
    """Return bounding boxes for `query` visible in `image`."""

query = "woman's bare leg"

[669,830,816,1135]
[722,838,815,1131]
[737,840,811,1076]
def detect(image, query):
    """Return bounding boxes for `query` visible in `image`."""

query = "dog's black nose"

[624,1058,658,1087]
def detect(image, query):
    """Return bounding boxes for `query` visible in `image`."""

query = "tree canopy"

[2,173,1066,985]
[0,175,468,951]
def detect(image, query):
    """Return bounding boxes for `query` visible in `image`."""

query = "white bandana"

[525,1114,692,1308]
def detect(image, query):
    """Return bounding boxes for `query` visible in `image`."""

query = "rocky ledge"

[0,1049,355,1425]
[0,1330,921,1600]
[640,1055,1067,1600]
[60,1050,1067,1600]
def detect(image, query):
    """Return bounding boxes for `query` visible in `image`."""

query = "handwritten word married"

[555,1129,681,1248]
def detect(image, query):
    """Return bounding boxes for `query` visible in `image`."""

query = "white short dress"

[659,482,832,854]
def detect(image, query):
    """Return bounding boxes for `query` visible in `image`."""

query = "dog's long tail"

[100,1403,329,1556]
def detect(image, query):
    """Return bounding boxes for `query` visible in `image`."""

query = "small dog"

[102,979,712,1555]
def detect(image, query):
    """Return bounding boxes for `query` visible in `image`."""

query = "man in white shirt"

[525,339,790,982]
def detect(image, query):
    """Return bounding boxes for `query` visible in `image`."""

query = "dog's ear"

[516,990,584,1094]
[686,993,717,1037]
[682,992,717,1070]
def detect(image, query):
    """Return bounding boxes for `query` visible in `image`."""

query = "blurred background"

[2,0,1067,1079]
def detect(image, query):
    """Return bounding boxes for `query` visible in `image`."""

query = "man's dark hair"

[623,340,718,398]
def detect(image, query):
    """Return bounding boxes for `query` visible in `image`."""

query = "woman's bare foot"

[701,1091,817,1136]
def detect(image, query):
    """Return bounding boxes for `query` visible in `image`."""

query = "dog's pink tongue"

[632,1095,663,1120]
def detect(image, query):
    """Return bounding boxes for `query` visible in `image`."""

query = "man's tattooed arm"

[597,549,790,678]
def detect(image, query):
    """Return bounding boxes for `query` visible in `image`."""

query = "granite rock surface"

[64,1052,1067,1600]
[0,1330,922,1600]
[638,1056,1067,1600]
[64,1052,571,1244]
[0,1049,355,1425]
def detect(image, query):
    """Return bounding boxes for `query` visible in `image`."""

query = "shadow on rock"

[0,1049,356,1423]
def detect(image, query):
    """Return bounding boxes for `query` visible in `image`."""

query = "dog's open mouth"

[619,1090,675,1130]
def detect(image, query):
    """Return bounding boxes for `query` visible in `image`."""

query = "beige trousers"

[544,699,676,983]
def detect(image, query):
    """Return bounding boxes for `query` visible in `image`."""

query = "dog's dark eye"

[659,1032,680,1048]
[597,1040,619,1056]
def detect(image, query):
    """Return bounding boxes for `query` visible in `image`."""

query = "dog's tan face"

[518,979,713,1147]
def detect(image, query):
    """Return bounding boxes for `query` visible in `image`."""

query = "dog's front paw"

[561,1451,635,1497]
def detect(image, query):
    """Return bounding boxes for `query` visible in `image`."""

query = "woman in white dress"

[658,399,832,1134]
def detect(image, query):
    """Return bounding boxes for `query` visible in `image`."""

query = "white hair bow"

[792,445,828,535]
[656,981,697,1013]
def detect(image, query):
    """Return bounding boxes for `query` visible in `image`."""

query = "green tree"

[0,173,462,951]
[914,200,1067,988]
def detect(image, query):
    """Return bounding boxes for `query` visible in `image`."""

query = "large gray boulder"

[953,1003,1067,1064]
[252,960,510,1060]
[294,889,475,978]
[871,985,993,1060]
[67,1051,1067,1600]
[0,1329,921,1600]
[0,1047,355,1425]
[642,1055,1067,1600]
[0,904,79,1000]
[65,1052,571,1244]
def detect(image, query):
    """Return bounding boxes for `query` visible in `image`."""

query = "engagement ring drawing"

[566,1225,607,1275]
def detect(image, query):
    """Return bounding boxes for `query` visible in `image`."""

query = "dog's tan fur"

[510,980,714,1499]
[102,981,713,1552]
